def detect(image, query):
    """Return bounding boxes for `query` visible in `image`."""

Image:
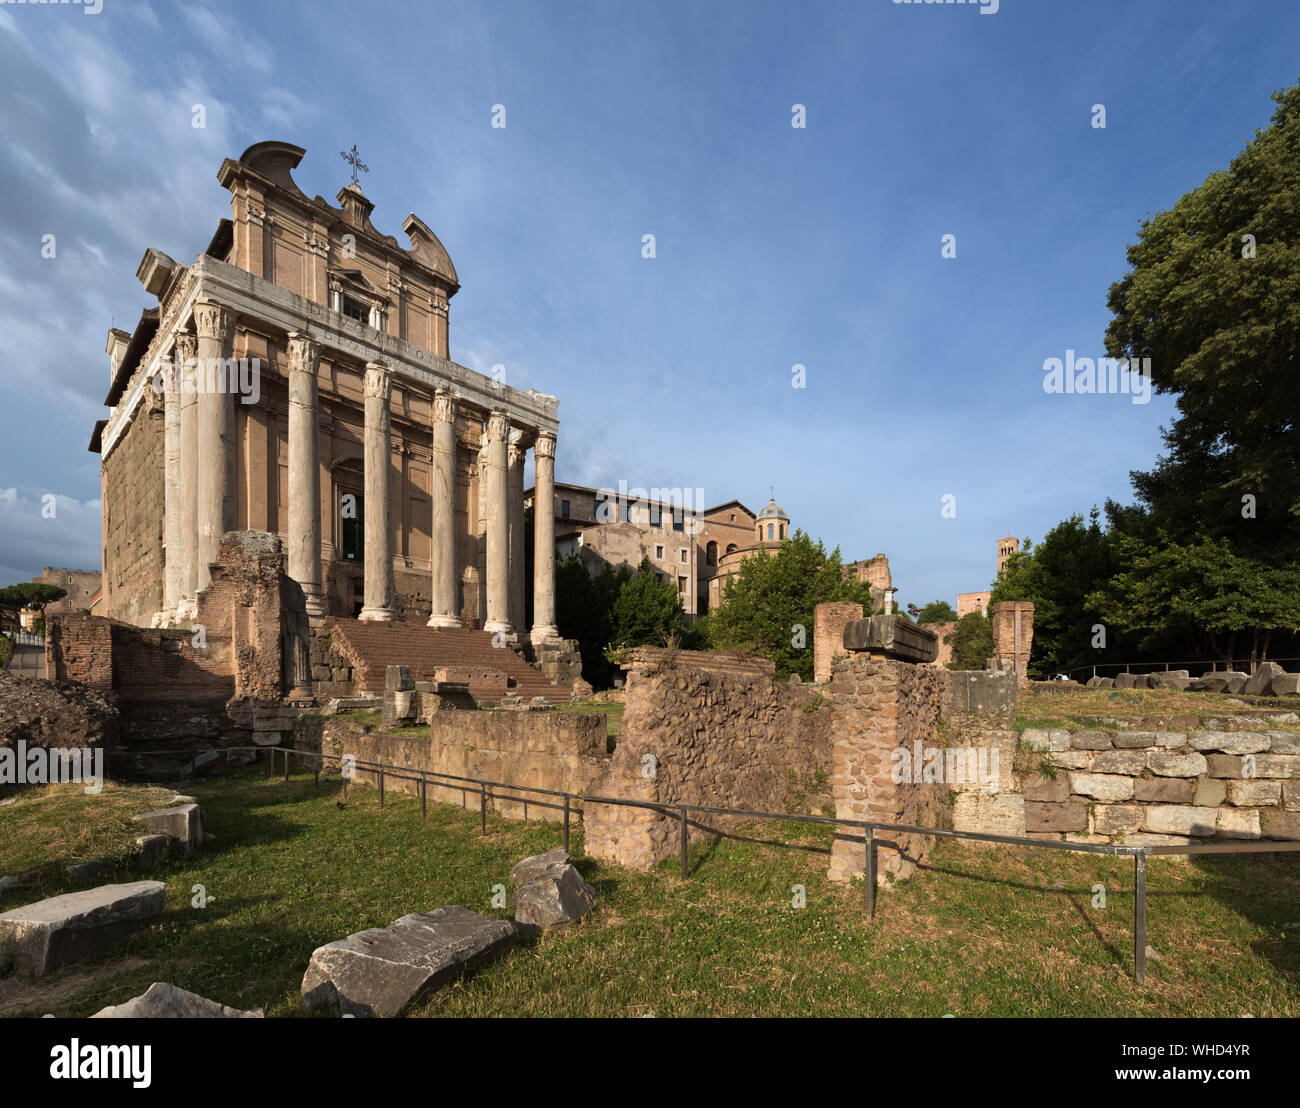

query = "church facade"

[92,141,562,643]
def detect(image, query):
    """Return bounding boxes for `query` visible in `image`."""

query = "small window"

[767,523,774,540]
[341,295,367,323]
[779,524,785,539]
[672,510,684,532]
[561,499,570,518]
[706,541,717,566]
[726,544,737,555]
[679,549,688,564]
[654,544,665,560]
[678,575,687,594]
[341,492,365,561]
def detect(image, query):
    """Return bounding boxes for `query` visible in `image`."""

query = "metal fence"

[1064,656,1300,682]
[111,744,1300,984]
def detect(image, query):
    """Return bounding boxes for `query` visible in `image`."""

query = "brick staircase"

[326,620,573,705]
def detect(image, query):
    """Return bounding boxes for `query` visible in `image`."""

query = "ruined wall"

[333,709,608,820]
[828,657,950,884]
[584,660,833,869]
[814,601,863,684]
[102,399,165,626]
[923,620,956,668]
[991,601,1034,678]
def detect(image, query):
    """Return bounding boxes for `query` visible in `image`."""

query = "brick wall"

[991,601,1034,677]
[103,401,165,625]
[584,659,832,869]
[46,615,113,689]
[814,601,863,683]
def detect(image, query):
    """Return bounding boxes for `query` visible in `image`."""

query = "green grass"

[1,770,1297,1017]
[1015,684,1298,732]
[551,699,624,742]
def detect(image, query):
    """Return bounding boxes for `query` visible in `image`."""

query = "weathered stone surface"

[1093,804,1145,836]
[1226,675,1248,694]
[1188,731,1271,754]
[1271,674,1300,697]
[1261,810,1300,840]
[1149,672,1191,691]
[1070,730,1112,750]
[1024,799,1087,833]
[1193,778,1227,807]
[571,677,594,699]
[1050,751,1091,770]
[1113,672,1137,689]
[508,849,570,887]
[1068,773,1133,802]
[1245,662,1285,696]
[1216,808,1260,839]
[1094,677,1114,689]
[1089,750,1148,775]
[0,875,20,893]
[300,906,521,1017]
[1267,732,1300,754]
[952,792,1024,837]
[1143,806,1217,836]
[1252,754,1300,779]
[514,864,597,930]
[134,834,172,868]
[1020,729,1070,753]
[133,803,202,855]
[93,981,264,1018]
[1112,731,1185,749]
[1147,751,1208,777]
[1204,753,1246,778]
[1022,773,1070,803]
[1225,780,1281,806]
[1284,782,1300,812]
[0,881,165,975]
[1133,777,1196,804]
[1124,832,1193,847]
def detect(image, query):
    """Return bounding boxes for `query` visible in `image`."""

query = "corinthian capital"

[173,331,197,363]
[535,432,556,460]
[432,387,456,424]
[193,299,235,343]
[364,361,393,400]
[486,410,509,442]
[287,332,320,377]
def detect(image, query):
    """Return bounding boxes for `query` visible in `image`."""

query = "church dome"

[757,498,788,521]
[755,497,790,544]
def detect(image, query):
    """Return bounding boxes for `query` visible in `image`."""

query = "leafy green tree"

[0,582,67,629]
[611,557,683,648]
[1105,81,1300,557]
[710,530,873,680]
[945,611,994,671]
[555,556,631,688]
[916,600,957,625]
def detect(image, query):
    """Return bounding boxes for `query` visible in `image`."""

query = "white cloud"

[179,4,273,77]
[0,487,102,582]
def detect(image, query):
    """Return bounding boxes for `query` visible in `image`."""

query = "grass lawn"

[1,769,1297,1017]
[1015,684,1299,730]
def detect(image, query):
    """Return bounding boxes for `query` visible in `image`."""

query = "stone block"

[1022,773,1070,803]
[1193,778,1226,807]
[1267,732,1300,754]
[93,982,264,1018]
[1253,754,1300,778]
[1225,780,1281,806]
[1089,750,1148,775]
[1025,799,1088,833]
[0,881,166,975]
[1215,808,1260,839]
[1226,676,1248,694]
[1149,672,1191,691]
[1188,731,1271,754]
[514,865,597,930]
[1204,753,1246,779]
[1112,731,1185,749]
[386,665,414,692]
[1069,773,1133,802]
[133,835,172,869]
[1113,673,1137,689]
[952,793,1025,837]
[134,803,202,855]
[1092,804,1144,836]
[1020,729,1070,752]
[300,906,522,1017]
[1245,661,1285,696]
[1283,782,1300,812]
[1261,810,1300,841]
[1133,777,1196,803]
[1143,806,1217,836]
[1070,730,1112,750]
[1094,677,1114,689]
[509,849,571,887]
[1147,751,1208,777]
[1271,674,1300,697]
[66,860,115,883]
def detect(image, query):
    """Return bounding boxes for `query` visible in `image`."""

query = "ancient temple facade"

[91,141,561,643]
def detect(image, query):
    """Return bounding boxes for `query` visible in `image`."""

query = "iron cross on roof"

[340,145,369,185]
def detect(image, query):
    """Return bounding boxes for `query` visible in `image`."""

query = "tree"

[0,582,67,630]
[916,600,957,625]
[555,556,631,688]
[1105,81,1300,557]
[945,611,994,671]
[610,558,683,648]
[710,530,873,680]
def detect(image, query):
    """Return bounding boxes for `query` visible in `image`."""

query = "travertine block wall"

[827,656,949,884]
[101,398,165,625]
[334,710,607,820]
[814,602,863,683]
[584,658,833,869]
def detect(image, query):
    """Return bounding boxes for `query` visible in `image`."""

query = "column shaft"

[193,301,236,595]
[163,335,192,616]
[531,432,558,639]
[177,335,198,615]
[507,430,526,634]
[358,362,395,622]
[427,389,461,627]
[483,410,512,635]
[287,333,324,616]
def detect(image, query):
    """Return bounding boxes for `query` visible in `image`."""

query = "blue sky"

[0,0,1296,609]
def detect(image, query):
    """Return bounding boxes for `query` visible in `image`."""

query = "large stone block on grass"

[0,881,165,976]
[133,803,202,856]
[93,981,264,1018]
[1245,662,1285,696]
[1271,674,1300,697]
[514,865,597,930]
[1142,806,1217,836]
[300,906,521,1017]
[1113,673,1137,689]
[1149,672,1191,691]
[509,849,571,887]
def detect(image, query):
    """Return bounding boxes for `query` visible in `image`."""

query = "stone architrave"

[483,411,512,636]
[174,332,199,618]
[531,432,558,640]
[192,300,237,595]
[287,333,324,616]
[507,429,527,634]
[164,333,193,616]
[359,362,396,622]
[427,389,461,628]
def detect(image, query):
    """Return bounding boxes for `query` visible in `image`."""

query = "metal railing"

[1063,656,1300,681]
[2,631,45,647]
[109,743,1300,984]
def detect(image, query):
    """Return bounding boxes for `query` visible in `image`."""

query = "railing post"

[1135,852,1147,984]
[379,766,385,807]
[680,807,689,878]
[284,749,290,783]
[865,826,876,920]
[313,753,319,788]
[563,795,571,853]
[268,748,275,779]
[421,772,427,820]
[480,783,487,834]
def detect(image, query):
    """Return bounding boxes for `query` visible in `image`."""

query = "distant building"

[956,536,1020,617]
[19,567,102,629]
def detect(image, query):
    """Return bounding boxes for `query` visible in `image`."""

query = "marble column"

[358,361,395,622]
[287,332,325,617]
[531,431,558,640]
[193,300,236,595]
[426,388,461,628]
[507,428,526,634]
[175,332,199,619]
[483,410,512,636]
[163,334,191,617]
